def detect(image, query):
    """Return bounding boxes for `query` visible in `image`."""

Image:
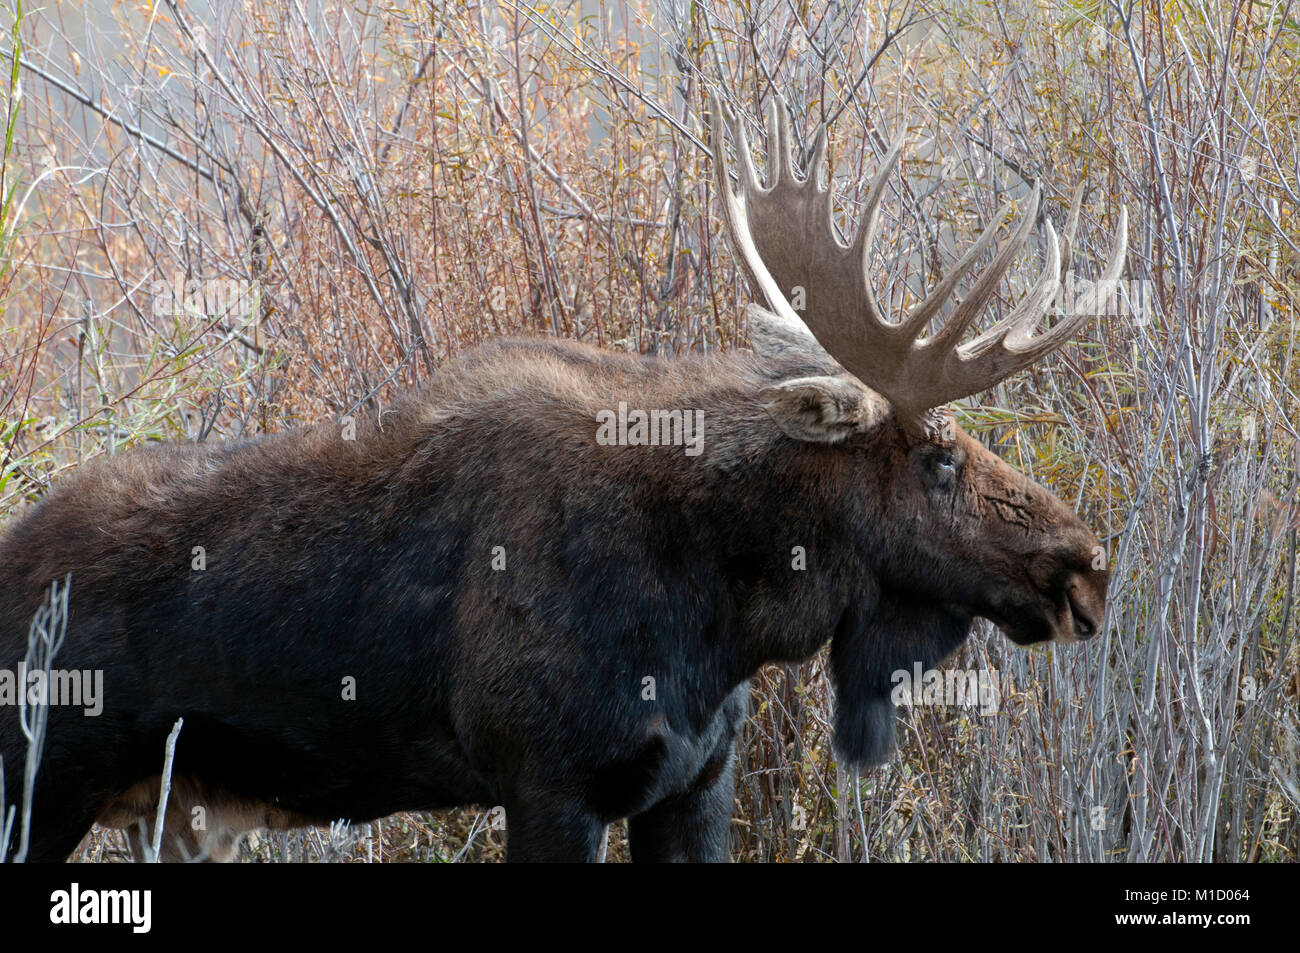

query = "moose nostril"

[1067,581,1100,640]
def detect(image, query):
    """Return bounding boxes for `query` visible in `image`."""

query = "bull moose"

[0,95,1125,862]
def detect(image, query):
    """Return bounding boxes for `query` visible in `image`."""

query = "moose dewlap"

[0,96,1122,862]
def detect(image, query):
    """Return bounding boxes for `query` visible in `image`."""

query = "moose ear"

[759,376,883,444]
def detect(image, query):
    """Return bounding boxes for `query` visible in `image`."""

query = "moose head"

[708,95,1126,765]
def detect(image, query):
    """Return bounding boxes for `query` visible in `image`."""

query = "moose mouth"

[995,619,1054,647]
[985,578,1103,647]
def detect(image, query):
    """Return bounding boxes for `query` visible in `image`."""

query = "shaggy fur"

[0,335,1107,862]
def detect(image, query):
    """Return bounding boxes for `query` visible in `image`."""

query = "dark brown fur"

[0,336,1106,861]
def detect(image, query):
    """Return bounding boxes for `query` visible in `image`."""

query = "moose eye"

[923,449,957,489]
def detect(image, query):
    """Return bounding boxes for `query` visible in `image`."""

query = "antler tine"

[850,137,905,260]
[770,97,835,201]
[850,137,905,332]
[708,94,759,201]
[959,205,1126,390]
[723,100,763,199]
[959,186,1109,363]
[809,125,837,241]
[922,183,1044,351]
[809,125,828,186]
[1070,205,1129,315]
[708,92,808,330]
[960,219,1063,360]
[895,196,1017,343]
[1060,183,1084,282]
[1100,205,1129,280]
[767,98,794,185]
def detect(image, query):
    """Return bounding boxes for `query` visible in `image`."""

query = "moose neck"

[710,397,974,766]
[700,398,889,677]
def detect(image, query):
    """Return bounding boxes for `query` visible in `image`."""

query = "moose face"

[714,93,1124,653]
[760,376,1110,648]
[887,416,1109,647]
[757,366,1112,770]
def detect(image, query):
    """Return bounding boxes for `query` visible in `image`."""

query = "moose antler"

[708,93,1127,425]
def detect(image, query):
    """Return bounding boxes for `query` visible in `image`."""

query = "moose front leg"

[503,800,606,862]
[627,740,737,863]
